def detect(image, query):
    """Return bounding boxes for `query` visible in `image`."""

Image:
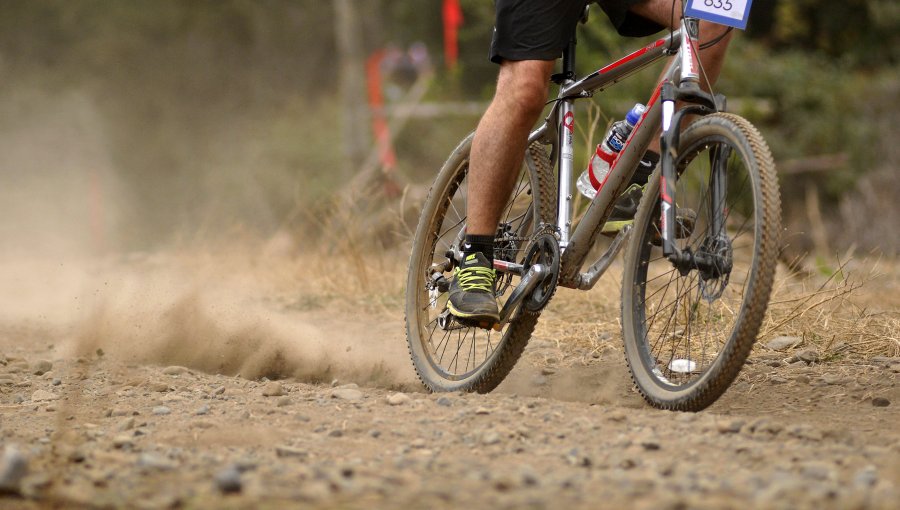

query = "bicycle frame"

[522,17,710,290]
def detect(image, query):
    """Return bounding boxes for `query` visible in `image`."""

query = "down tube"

[559,94,663,285]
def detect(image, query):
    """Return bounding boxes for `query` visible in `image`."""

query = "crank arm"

[497,263,547,327]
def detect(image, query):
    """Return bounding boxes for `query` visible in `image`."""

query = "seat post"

[562,35,577,80]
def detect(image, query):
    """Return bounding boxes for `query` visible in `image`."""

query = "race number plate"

[684,0,753,30]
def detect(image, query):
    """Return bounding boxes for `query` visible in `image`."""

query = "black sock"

[463,234,494,263]
[630,150,660,186]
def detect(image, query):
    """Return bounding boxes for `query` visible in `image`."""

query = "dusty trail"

[0,255,897,509]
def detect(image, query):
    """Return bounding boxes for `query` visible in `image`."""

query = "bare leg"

[631,0,734,153]
[466,59,555,236]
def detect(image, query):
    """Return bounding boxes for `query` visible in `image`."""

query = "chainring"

[521,231,560,312]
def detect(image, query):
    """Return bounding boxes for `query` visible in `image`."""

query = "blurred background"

[0,0,897,262]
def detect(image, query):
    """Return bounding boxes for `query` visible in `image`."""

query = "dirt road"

[0,254,897,509]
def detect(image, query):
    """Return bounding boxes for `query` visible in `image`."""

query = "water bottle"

[576,103,645,200]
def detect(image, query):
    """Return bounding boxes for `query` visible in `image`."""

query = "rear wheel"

[405,135,555,392]
[621,113,781,411]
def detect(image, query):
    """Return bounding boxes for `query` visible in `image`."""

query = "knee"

[495,61,552,117]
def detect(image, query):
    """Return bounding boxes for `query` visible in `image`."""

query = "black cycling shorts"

[490,0,665,63]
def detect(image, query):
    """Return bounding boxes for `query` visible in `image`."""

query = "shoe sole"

[601,219,633,235]
[446,302,500,326]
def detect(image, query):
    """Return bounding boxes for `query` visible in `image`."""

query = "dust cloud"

[0,73,415,392]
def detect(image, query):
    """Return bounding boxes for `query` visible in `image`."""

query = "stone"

[436,396,453,407]
[215,466,242,494]
[387,393,411,406]
[152,406,171,416]
[717,419,745,434]
[31,390,59,402]
[149,382,170,393]
[275,396,292,407]
[766,336,801,351]
[853,466,878,488]
[261,382,284,397]
[162,366,189,376]
[872,397,890,407]
[275,446,308,459]
[137,453,176,471]
[196,405,210,415]
[795,349,820,363]
[117,417,135,432]
[331,388,363,401]
[0,446,28,495]
[112,435,134,449]
[31,360,53,376]
[482,431,501,445]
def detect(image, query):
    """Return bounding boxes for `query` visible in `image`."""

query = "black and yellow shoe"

[601,183,645,234]
[447,252,500,326]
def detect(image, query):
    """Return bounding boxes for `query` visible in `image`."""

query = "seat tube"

[557,99,575,245]
[556,37,577,246]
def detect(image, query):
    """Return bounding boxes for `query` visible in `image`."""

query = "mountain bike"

[405,7,780,411]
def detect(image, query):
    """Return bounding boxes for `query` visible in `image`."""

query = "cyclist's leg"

[466,60,554,239]
[629,0,734,89]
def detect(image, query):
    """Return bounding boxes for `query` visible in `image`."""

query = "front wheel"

[621,113,781,411]
[405,134,556,392]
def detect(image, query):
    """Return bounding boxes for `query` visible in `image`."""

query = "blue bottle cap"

[626,104,645,126]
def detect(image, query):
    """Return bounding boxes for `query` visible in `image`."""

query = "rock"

[482,431,501,445]
[717,419,745,434]
[387,393,411,406]
[872,397,890,407]
[541,367,557,376]
[606,410,628,423]
[261,382,284,397]
[475,407,491,415]
[795,349,820,363]
[410,439,427,449]
[275,446,308,459]
[162,366,189,376]
[137,453,176,471]
[795,375,811,384]
[213,386,226,395]
[821,373,846,385]
[275,396,292,407]
[769,376,788,385]
[112,435,134,449]
[890,364,900,374]
[0,446,28,495]
[117,417,135,432]
[52,379,61,386]
[766,336,801,351]
[435,396,453,407]
[152,406,171,416]
[328,429,343,438]
[31,390,59,402]
[31,360,53,375]
[800,463,833,481]
[149,382,170,393]
[854,466,878,488]
[564,448,592,467]
[215,466,242,494]
[331,388,363,401]
[196,405,210,415]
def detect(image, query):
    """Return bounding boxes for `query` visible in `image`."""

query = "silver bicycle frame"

[525,21,700,289]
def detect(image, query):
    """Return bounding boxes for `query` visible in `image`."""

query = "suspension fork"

[709,145,730,238]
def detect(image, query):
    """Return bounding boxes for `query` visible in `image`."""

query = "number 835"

[704,0,733,10]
